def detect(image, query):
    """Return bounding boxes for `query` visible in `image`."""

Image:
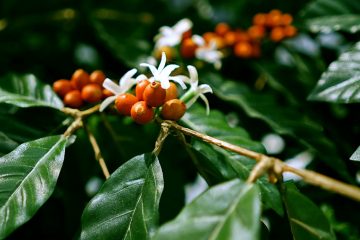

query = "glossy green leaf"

[301,0,360,18]
[350,146,360,161]
[283,182,336,240]
[202,73,350,180]
[0,73,63,109]
[80,153,164,240]
[0,135,68,239]
[181,105,283,215]
[153,179,261,240]
[307,14,360,33]
[308,41,360,103]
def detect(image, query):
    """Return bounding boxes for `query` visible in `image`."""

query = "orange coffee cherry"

[283,25,297,38]
[102,89,114,98]
[53,79,74,98]
[203,32,217,42]
[234,30,250,43]
[64,90,83,108]
[182,29,192,40]
[234,41,253,58]
[71,69,90,90]
[224,31,237,46]
[143,81,166,107]
[154,46,175,60]
[215,22,230,37]
[165,82,178,102]
[180,38,198,58]
[135,79,150,101]
[270,27,285,42]
[203,32,226,48]
[266,10,282,27]
[248,25,266,40]
[115,93,138,116]
[81,83,103,103]
[89,70,106,86]
[161,99,186,121]
[281,14,293,25]
[131,101,154,124]
[253,13,267,26]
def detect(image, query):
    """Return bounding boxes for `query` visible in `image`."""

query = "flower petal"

[198,84,213,94]
[192,35,205,46]
[160,79,170,89]
[120,77,136,93]
[99,96,117,112]
[159,64,179,80]
[187,65,199,89]
[136,74,148,82]
[158,52,167,72]
[199,94,211,115]
[140,63,159,79]
[119,68,137,84]
[103,78,122,94]
[169,76,187,89]
[173,18,193,33]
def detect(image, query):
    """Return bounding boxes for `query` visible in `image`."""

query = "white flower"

[184,65,213,115]
[140,52,187,90]
[99,69,147,112]
[261,133,285,154]
[192,35,223,70]
[154,18,193,48]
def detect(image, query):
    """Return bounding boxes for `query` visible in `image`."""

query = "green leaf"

[283,182,336,240]
[153,179,261,240]
[301,0,360,18]
[80,153,164,240]
[0,135,68,239]
[350,146,360,161]
[202,73,350,180]
[308,41,360,103]
[307,14,360,33]
[0,73,63,109]
[0,131,19,156]
[181,105,283,215]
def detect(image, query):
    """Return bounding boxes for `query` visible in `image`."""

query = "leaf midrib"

[123,164,157,240]
[208,184,250,240]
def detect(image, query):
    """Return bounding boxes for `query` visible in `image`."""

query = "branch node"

[152,121,171,156]
[247,155,274,183]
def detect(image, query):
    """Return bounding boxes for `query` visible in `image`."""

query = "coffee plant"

[0,0,359,239]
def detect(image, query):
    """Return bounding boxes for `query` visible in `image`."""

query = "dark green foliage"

[0,0,359,239]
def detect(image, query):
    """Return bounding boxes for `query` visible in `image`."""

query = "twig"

[166,120,262,161]
[62,104,110,179]
[282,165,360,202]
[83,124,110,179]
[246,155,275,183]
[153,121,171,156]
[160,120,360,202]
[63,117,83,137]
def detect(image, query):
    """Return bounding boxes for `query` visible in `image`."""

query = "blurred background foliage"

[0,0,359,239]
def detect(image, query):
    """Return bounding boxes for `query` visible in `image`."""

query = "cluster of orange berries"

[53,69,187,124]
[53,69,113,108]
[116,81,186,124]
[182,9,297,59]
